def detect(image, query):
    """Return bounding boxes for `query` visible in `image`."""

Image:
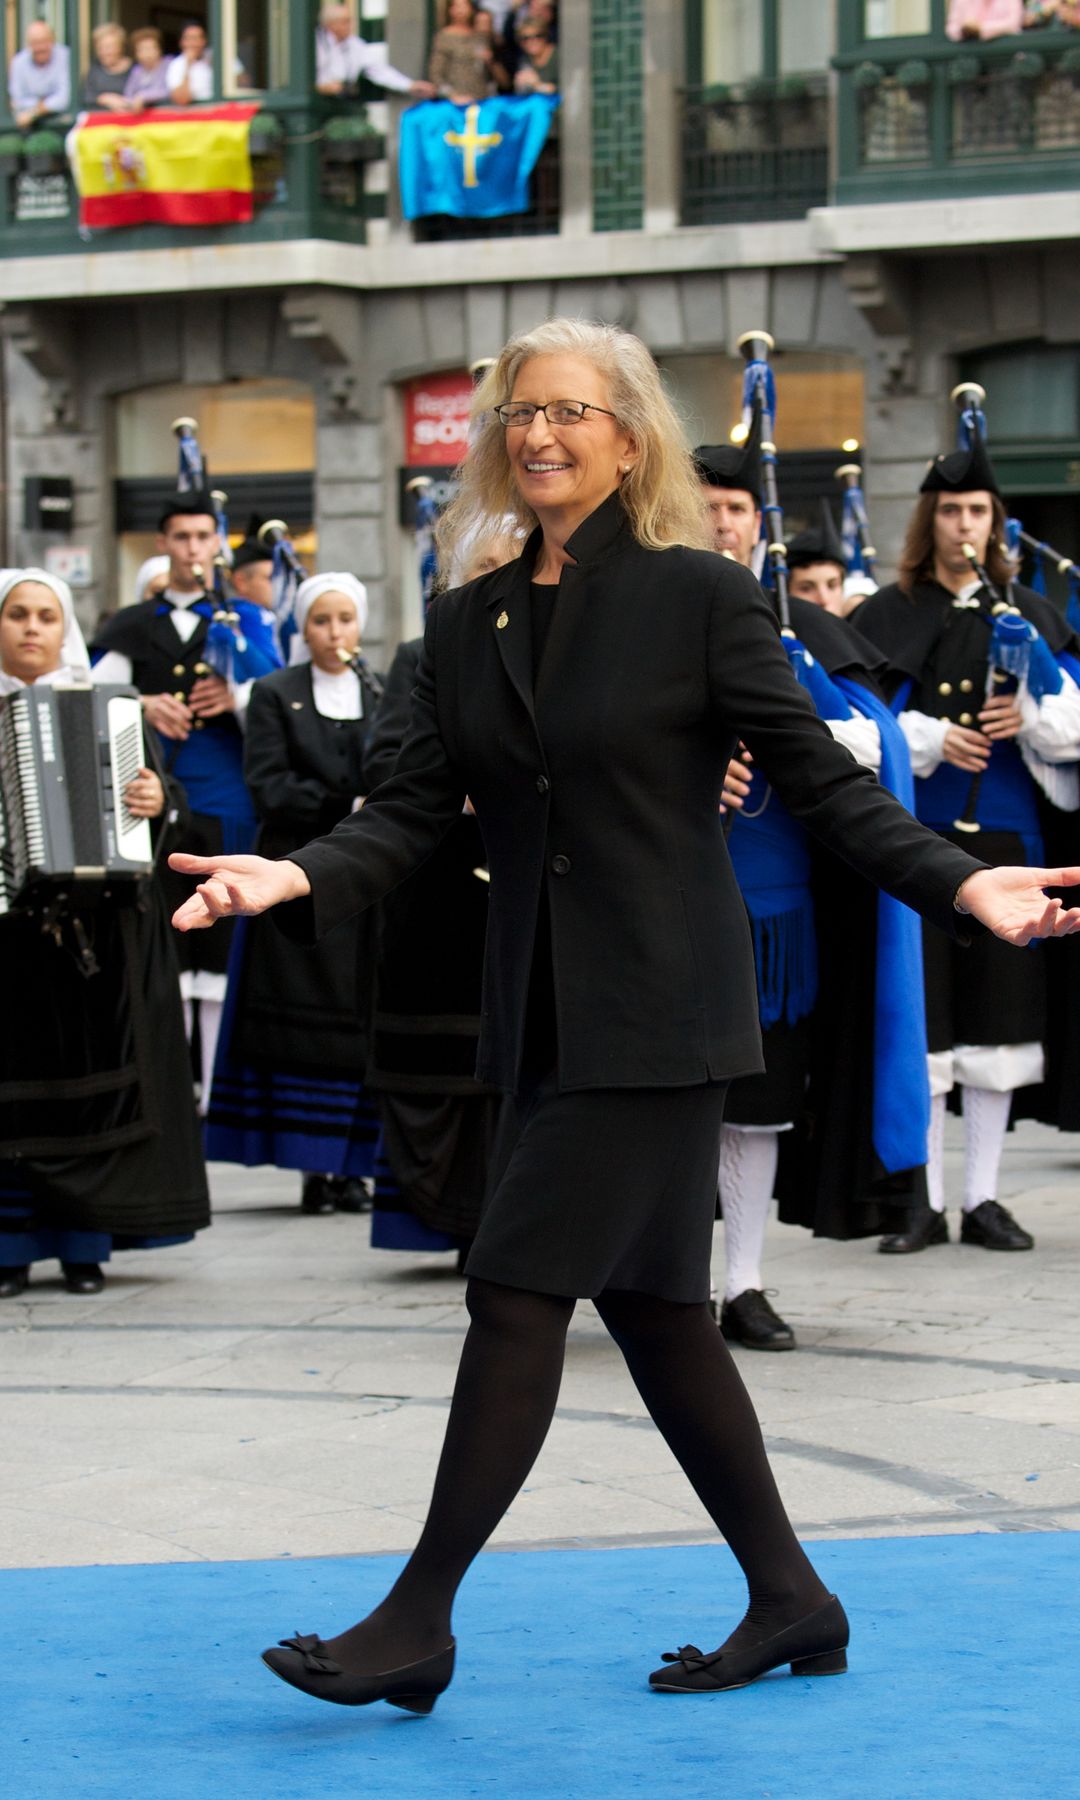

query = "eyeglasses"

[494,400,617,428]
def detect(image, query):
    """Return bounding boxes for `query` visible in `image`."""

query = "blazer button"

[551,853,571,876]
[536,774,550,794]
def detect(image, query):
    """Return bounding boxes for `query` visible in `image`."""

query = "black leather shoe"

[720,1289,796,1351]
[262,1634,455,1712]
[650,1595,849,1693]
[300,1177,336,1215]
[960,1200,1034,1251]
[0,1266,29,1298]
[62,1262,105,1295]
[331,1178,372,1215]
[878,1207,949,1255]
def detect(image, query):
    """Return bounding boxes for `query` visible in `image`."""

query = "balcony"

[680,76,829,226]
[834,30,1080,205]
[0,97,381,259]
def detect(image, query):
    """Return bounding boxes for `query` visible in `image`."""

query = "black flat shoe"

[879,1206,949,1255]
[261,1633,455,1712]
[720,1289,796,1351]
[331,1178,372,1215]
[300,1177,337,1216]
[650,1595,848,1693]
[960,1200,1034,1251]
[0,1266,29,1298]
[61,1262,105,1295]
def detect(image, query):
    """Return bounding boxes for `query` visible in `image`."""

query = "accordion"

[0,683,154,917]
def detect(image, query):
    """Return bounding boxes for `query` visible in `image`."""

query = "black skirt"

[465,1070,729,1303]
[724,1017,810,1128]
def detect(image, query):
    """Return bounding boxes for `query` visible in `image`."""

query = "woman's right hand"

[168,853,311,930]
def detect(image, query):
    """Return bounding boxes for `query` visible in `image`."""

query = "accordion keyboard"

[107,695,152,864]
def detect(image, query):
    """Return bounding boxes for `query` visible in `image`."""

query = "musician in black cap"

[90,491,264,1105]
[229,519,275,617]
[858,429,1080,1253]
[787,502,858,619]
[695,436,895,1349]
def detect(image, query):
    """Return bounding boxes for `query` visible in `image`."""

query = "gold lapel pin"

[496,610,509,630]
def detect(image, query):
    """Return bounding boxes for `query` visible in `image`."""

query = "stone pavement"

[2,1118,1078,1570]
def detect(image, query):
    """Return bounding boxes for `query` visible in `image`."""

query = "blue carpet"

[8,1533,1077,1800]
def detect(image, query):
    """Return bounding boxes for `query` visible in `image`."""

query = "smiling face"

[27,21,55,62]
[505,353,636,538]
[0,582,66,684]
[304,592,360,673]
[180,23,207,58]
[932,490,994,582]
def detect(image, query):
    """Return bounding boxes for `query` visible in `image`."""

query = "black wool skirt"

[464,1071,729,1304]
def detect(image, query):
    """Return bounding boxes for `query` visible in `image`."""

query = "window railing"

[680,75,829,227]
[835,29,1080,202]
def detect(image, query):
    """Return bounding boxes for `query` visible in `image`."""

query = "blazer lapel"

[486,552,538,728]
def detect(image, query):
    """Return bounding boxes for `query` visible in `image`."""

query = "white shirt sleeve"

[824,713,882,774]
[898,709,950,779]
[91,649,134,685]
[352,37,416,93]
[232,679,253,727]
[1017,669,1080,765]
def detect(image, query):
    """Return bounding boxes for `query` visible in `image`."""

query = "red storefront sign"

[404,370,474,466]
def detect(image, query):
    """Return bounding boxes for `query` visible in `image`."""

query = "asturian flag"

[399,94,559,220]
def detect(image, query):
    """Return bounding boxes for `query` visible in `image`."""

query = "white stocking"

[182,996,194,1044]
[198,999,224,1116]
[926,1092,947,1213]
[961,1085,1012,1213]
[718,1125,779,1302]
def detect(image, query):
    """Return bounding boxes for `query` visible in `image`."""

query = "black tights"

[323,1277,827,1674]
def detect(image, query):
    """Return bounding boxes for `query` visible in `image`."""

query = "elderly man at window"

[8,20,71,128]
[316,4,435,98]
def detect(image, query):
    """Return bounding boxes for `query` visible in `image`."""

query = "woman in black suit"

[204,574,380,1212]
[172,319,1080,1714]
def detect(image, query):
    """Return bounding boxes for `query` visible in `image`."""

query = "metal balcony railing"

[680,76,829,227]
[835,30,1080,203]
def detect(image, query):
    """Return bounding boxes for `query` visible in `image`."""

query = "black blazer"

[280,494,985,1093]
[245,662,372,857]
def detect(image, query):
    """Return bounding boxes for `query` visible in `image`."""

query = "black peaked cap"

[158,489,219,530]
[693,410,763,503]
[919,429,1001,498]
[787,499,846,570]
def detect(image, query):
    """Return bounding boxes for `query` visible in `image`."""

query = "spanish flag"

[73,105,259,229]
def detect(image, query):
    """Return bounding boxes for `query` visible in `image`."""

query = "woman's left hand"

[957,865,1080,945]
[123,767,165,818]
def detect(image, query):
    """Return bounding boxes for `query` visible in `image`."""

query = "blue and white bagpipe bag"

[734,356,930,1175]
[202,493,281,691]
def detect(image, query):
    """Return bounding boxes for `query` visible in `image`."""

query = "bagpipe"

[736,329,851,721]
[948,382,1067,833]
[404,476,440,615]
[169,417,280,686]
[834,443,877,588]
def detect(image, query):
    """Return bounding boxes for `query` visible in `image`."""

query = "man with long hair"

[858,433,1080,1253]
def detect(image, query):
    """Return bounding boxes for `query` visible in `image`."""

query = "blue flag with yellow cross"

[398,94,560,220]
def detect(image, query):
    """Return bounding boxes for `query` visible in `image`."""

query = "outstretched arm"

[171,605,466,936]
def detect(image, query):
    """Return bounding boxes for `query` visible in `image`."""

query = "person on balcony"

[124,29,172,109]
[80,22,133,112]
[946,0,1024,38]
[8,21,70,129]
[429,1,504,104]
[513,14,559,94]
[166,21,214,105]
[315,5,435,100]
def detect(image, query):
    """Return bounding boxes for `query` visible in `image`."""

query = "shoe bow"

[660,1644,717,1671]
[278,1632,342,1675]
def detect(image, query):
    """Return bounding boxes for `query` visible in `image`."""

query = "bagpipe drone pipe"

[169,417,280,686]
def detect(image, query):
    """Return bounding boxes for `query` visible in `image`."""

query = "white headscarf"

[135,554,171,603]
[289,573,369,666]
[0,567,91,686]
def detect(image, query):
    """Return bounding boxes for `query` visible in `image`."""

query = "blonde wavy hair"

[436,318,713,572]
